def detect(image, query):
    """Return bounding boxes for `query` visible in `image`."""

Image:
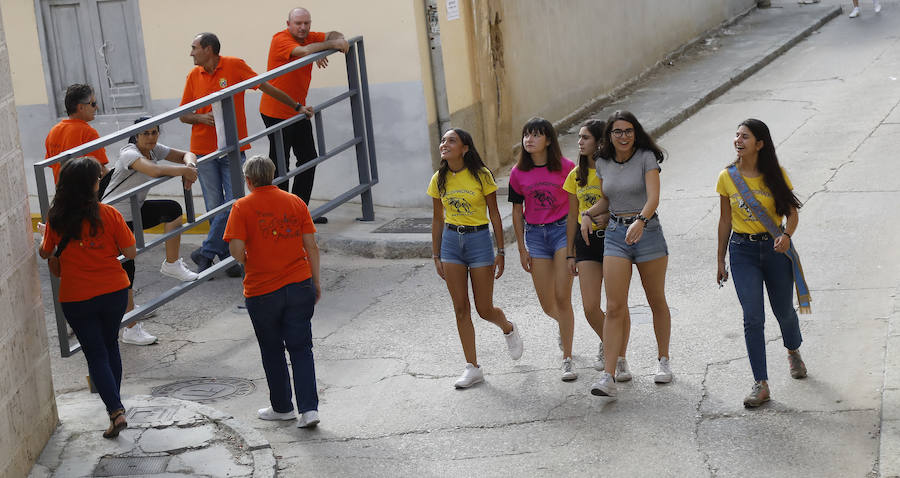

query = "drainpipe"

[425,0,452,138]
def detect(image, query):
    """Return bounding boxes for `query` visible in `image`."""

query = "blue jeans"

[729,233,802,381]
[61,288,129,413]
[197,152,246,260]
[440,227,495,268]
[524,218,568,259]
[245,279,318,413]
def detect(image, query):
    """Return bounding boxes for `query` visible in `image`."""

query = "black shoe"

[190,248,213,272]
[225,263,244,278]
[313,216,328,224]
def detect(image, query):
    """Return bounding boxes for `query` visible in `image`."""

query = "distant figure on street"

[509,117,578,382]
[44,84,109,183]
[224,155,322,428]
[39,157,136,439]
[582,111,673,400]
[260,7,348,224]
[716,118,809,408]
[104,117,202,345]
[180,32,308,277]
[428,128,522,389]
[849,0,881,18]
[564,119,633,381]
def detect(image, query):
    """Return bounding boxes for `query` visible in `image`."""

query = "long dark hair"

[598,110,665,163]
[128,115,159,144]
[436,128,493,196]
[576,119,606,187]
[516,117,563,172]
[48,157,103,239]
[735,118,802,216]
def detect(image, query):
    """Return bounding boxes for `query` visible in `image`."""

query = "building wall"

[0,4,58,478]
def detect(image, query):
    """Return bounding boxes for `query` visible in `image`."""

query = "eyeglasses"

[611,128,635,138]
[82,101,97,108]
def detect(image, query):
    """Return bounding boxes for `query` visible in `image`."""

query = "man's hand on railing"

[316,58,328,69]
[182,165,198,190]
[300,105,315,117]
[181,112,215,126]
[333,38,350,54]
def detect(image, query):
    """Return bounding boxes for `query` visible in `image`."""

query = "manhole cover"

[628,305,679,325]
[152,377,255,403]
[94,456,170,476]
[373,217,432,233]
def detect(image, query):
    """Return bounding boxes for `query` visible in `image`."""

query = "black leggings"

[261,114,318,203]
[123,199,183,287]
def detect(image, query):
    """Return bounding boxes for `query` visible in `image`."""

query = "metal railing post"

[356,39,378,183]
[345,43,375,221]
[221,97,245,200]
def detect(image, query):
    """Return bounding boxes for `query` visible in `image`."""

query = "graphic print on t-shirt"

[255,211,302,242]
[529,182,562,211]
[445,193,473,215]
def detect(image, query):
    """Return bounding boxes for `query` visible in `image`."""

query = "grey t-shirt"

[104,142,172,221]
[595,148,661,215]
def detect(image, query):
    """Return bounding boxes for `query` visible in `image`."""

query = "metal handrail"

[35,36,377,357]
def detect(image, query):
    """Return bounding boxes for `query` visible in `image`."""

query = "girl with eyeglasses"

[429,129,522,389]
[509,117,578,382]
[564,119,633,381]
[581,110,672,399]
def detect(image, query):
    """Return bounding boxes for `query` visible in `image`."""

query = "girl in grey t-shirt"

[580,110,673,399]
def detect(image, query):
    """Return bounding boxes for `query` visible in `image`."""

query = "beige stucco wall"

[0,5,58,477]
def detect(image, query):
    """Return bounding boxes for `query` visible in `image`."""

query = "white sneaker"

[503,322,523,361]
[121,322,157,345]
[590,371,617,398]
[615,357,633,382]
[655,357,673,383]
[257,407,295,421]
[454,363,484,389]
[297,410,320,428]
[561,357,577,382]
[160,258,199,281]
[593,342,605,371]
[874,1,882,13]
[849,6,860,17]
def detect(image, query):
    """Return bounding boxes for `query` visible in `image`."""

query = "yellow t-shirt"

[716,167,793,234]
[427,167,498,226]
[562,166,605,230]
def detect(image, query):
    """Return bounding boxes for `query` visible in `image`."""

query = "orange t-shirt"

[41,204,134,302]
[223,185,317,297]
[180,56,258,155]
[45,119,109,182]
[258,30,326,120]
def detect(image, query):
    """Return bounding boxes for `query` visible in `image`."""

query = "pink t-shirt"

[508,157,575,224]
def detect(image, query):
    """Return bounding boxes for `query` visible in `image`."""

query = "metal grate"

[373,217,432,233]
[151,377,255,403]
[94,456,170,476]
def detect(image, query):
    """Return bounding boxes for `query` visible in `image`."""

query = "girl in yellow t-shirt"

[427,128,522,389]
[716,118,807,408]
[563,119,633,380]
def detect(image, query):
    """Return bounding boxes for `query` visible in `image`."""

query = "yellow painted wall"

[0,0,46,105]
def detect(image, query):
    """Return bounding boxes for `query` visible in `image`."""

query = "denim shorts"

[603,216,668,263]
[525,218,568,259]
[575,228,605,263]
[441,227,495,268]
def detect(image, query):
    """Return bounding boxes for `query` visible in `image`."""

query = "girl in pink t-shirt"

[509,117,577,381]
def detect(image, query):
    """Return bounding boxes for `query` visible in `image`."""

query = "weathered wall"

[0,4,58,477]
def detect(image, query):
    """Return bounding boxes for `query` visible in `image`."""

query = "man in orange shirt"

[224,155,322,428]
[180,32,312,276]
[260,7,348,224]
[45,84,110,183]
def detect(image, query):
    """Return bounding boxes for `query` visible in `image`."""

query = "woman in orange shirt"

[39,157,137,438]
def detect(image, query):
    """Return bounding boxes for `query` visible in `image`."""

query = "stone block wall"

[0,4,58,478]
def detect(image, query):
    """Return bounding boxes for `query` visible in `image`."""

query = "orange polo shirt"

[259,30,326,120]
[223,185,317,297]
[45,119,109,182]
[41,204,134,302]
[180,56,258,155]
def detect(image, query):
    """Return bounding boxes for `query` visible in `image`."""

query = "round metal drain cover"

[152,377,255,403]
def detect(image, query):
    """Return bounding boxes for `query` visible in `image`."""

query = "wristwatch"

[293,103,304,112]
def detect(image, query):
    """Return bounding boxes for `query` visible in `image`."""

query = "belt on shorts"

[588,229,606,239]
[526,217,567,227]
[734,231,772,242]
[609,212,658,225]
[446,223,489,234]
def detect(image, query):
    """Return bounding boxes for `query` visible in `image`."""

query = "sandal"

[103,409,127,439]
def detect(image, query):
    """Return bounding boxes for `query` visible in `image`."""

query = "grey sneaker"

[593,342,605,371]
[615,357,633,382]
[561,358,578,381]
[788,351,807,379]
[743,381,770,408]
[590,371,617,398]
[654,357,673,383]
[297,410,320,428]
[503,321,523,361]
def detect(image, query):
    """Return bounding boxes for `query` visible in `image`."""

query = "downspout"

[425,0,452,138]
